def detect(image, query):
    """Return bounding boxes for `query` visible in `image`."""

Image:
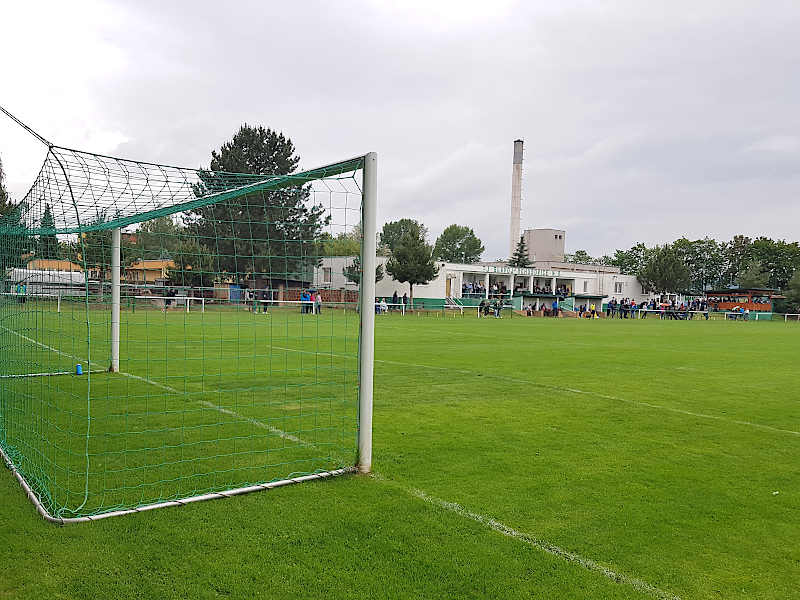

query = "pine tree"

[508,236,531,268]
[385,229,439,307]
[190,124,327,284]
[38,203,60,260]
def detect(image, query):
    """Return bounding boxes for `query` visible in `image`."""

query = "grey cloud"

[4,0,800,261]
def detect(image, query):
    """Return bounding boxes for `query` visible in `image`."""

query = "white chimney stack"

[509,139,524,257]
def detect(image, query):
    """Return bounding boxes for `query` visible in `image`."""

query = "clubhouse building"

[315,229,653,312]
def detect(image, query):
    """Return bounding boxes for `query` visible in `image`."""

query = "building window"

[323,268,331,283]
[614,282,623,294]
[583,281,588,293]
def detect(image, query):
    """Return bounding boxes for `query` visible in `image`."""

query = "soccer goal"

[0,112,377,523]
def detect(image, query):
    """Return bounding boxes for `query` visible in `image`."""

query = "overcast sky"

[2,0,799,260]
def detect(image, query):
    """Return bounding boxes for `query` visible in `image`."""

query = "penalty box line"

[376,358,800,437]
[371,473,681,600]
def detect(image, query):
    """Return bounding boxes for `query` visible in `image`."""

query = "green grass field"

[2,312,799,599]
[0,301,361,517]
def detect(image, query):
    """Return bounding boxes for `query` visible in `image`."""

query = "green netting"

[0,143,368,520]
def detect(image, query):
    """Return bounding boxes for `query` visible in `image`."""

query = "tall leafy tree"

[637,244,691,294]
[564,250,597,264]
[722,235,752,286]
[433,224,484,263]
[0,201,33,271]
[609,242,651,275]
[749,237,800,290]
[507,236,531,268]
[782,271,800,313]
[189,124,327,283]
[673,237,726,292]
[736,259,770,289]
[385,229,439,306]
[78,213,115,299]
[130,216,182,261]
[320,229,362,257]
[380,219,427,256]
[167,239,216,289]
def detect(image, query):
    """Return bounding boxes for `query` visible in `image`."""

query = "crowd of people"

[461,282,486,297]
[478,299,507,318]
[462,282,572,298]
[529,284,570,295]
[522,300,562,317]
[375,291,409,314]
[300,290,322,314]
[599,298,711,320]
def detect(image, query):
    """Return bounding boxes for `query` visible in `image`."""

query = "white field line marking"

[197,342,800,437]
[377,358,800,437]
[195,400,306,445]
[6,324,791,437]
[0,369,106,379]
[117,371,179,393]
[0,325,99,367]
[372,473,681,600]
[115,371,309,446]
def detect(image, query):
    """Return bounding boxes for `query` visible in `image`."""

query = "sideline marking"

[376,358,800,437]
[0,325,98,367]
[114,372,311,447]
[372,473,681,600]
[7,325,794,437]
[195,400,306,445]
[113,371,356,465]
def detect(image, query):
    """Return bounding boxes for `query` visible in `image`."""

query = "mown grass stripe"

[376,358,800,436]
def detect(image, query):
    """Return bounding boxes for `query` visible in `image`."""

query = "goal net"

[0,141,377,522]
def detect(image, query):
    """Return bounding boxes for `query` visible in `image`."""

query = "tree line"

[4,132,799,311]
[565,236,800,312]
